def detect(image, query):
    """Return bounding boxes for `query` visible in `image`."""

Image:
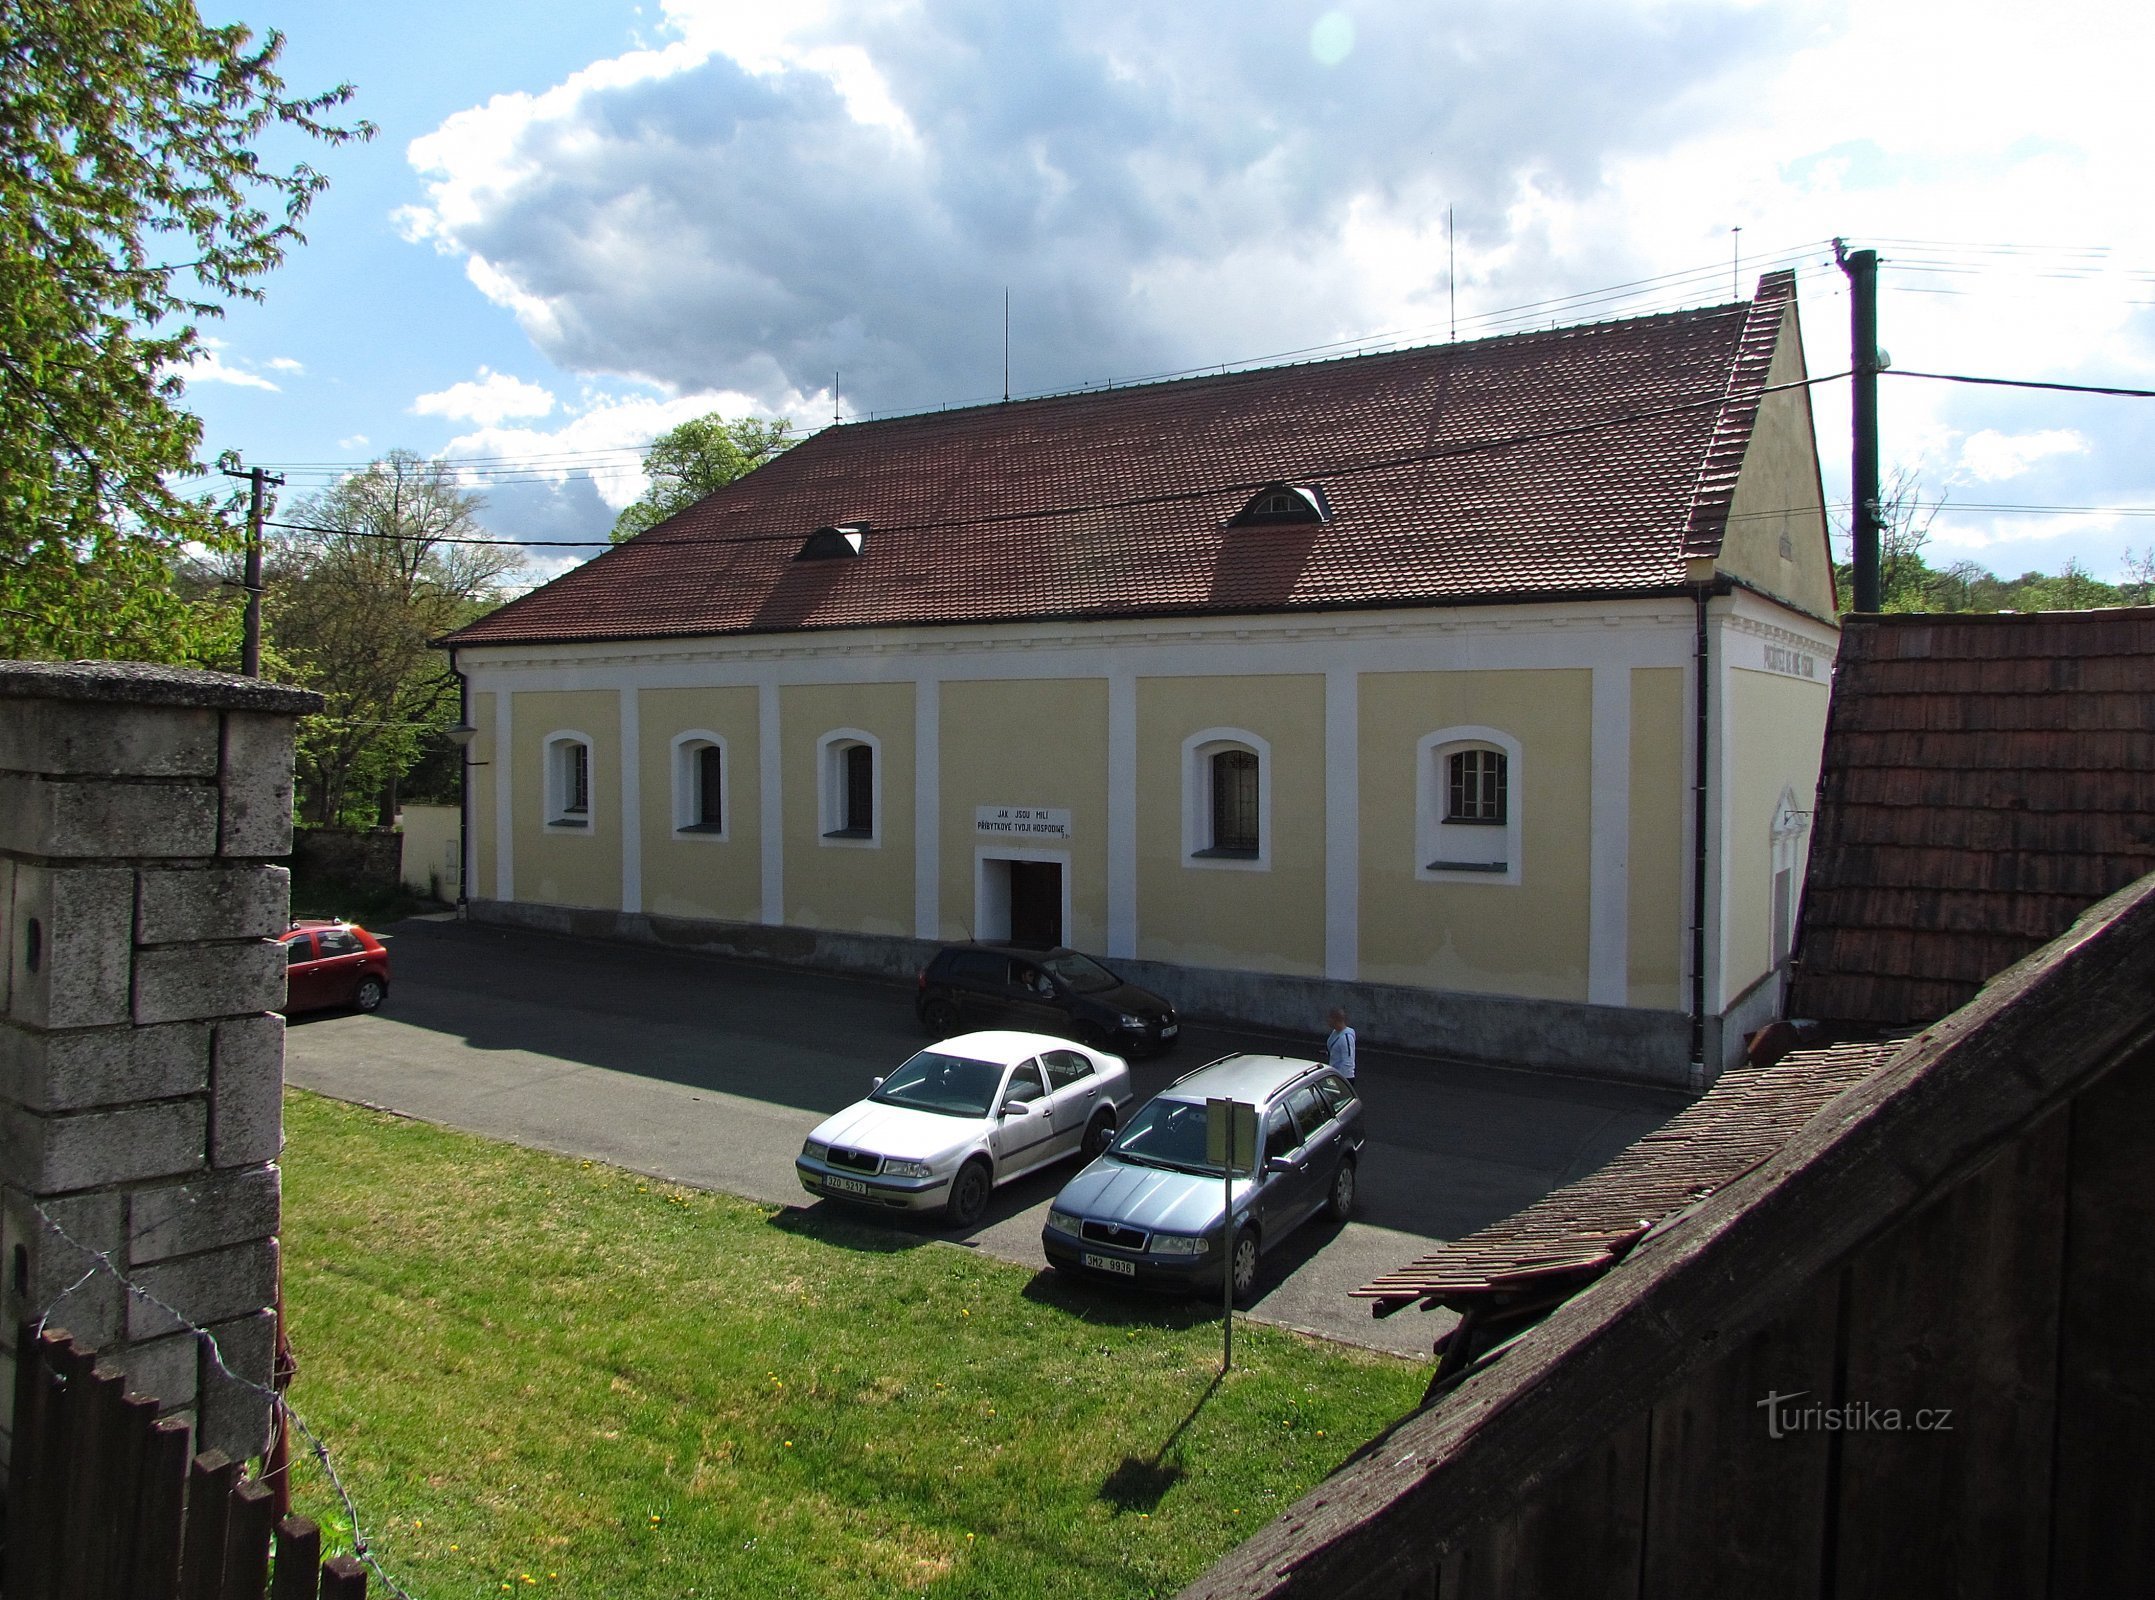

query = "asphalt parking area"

[282,919,1684,1358]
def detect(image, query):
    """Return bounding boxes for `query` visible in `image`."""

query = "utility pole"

[1447,206,1457,343]
[1835,240,1882,612]
[221,463,283,676]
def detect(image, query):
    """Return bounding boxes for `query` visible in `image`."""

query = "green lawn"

[280,1090,1427,1599]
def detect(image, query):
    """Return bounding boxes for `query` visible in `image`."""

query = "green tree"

[269,452,522,826]
[0,1,370,660]
[610,414,796,541]
[1833,466,1945,613]
[2118,546,2154,606]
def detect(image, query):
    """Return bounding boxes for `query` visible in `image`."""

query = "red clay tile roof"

[1355,1038,1895,1314]
[448,275,1803,647]
[1789,609,2155,1027]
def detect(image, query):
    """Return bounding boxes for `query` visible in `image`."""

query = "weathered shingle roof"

[1185,869,2155,1600]
[1790,608,2155,1028]
[448,274,1799,648]
[1356,1039,1895,1314]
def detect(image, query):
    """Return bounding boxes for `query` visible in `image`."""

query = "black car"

[915,944,1180,1056]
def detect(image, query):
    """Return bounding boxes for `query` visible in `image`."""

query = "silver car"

[1041,1054,1363,1303]
[796,1031,1135,1228]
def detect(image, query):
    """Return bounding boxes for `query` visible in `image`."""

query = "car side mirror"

[1001,1100,1032,1118]
[869,1076,884,1093]
[1265,1155,1296,1175]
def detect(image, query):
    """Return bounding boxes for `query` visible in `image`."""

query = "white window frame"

[1417,726,1521,885]
[1181,727,1271,872]
[543,731,595,833]
[1771,784,1810,968]
[670,730,730,841]
[816,728,882,848]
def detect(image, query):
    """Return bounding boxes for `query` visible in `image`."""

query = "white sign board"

[975,805,1072,839]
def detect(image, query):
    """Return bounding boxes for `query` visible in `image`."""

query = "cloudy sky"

[188,0,2155,585]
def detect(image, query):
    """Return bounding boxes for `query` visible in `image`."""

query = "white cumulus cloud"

[388,0,2155,583]
[183,337,281,392]
[1956,428,2091,484]
[412,367,560,427]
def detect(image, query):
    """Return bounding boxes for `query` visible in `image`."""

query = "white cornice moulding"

[456,596,1732,678]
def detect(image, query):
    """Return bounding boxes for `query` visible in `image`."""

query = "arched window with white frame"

[543,731,594,831]
[1182,728,1271,870]
[671,731,729,838]
[817,729,881,846]
[1417,727,1521,884]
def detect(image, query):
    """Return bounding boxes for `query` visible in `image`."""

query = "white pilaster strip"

[1712,602,1734,1015]
[758,679,783,925]
[1323,668,1359,981]
[619,685,642,915]
[1106,671,1137,958]
[914,675,940,940]
[1588,665,1631,1006]
[493,685,514,902]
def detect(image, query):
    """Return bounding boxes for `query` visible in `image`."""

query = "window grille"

[1211,748,1260,854]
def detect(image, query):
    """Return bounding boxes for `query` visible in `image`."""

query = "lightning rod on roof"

[1732,225,1743,300]
[834,371,840,425]
[1447,206,1456,343]
[1004,287,1011,403]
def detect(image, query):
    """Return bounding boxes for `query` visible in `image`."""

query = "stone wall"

[292,826,402,895]
[0,660,320,1470]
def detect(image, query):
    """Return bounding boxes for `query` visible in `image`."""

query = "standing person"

[1324,1007,1357,1081]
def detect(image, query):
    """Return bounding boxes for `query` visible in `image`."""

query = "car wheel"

[1325,1159,1357,1223]
[1073,1022,1108,1050]
[353,976,386,1014]
[1082,1110,1117,1160]
[922,998,960,1037]
[1227,1226,1261,1307]
[943,1158,992,1230]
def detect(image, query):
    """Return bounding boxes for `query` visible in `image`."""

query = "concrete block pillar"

[0,661,321,1470]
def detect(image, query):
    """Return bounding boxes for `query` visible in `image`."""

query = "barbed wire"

[24,1196,421,1600]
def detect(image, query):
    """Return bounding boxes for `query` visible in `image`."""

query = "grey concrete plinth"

[0,660,319,1479]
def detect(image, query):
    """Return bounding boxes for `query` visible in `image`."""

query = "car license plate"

[823,1174,871,1197]
[1160,1024,1178,1037]
[1083,1252,1137,1277]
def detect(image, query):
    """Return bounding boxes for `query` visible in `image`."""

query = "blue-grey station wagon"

[1041,1053,1363,1303]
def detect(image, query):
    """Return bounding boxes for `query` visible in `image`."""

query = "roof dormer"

[1227,483,1330,528]
[795,523,868,561]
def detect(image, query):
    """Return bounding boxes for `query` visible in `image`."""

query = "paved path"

[284,919,1684,1360]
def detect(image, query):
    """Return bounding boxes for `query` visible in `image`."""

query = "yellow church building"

[445,271,1838,1086]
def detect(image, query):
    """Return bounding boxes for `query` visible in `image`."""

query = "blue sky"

[185,1,2155,587]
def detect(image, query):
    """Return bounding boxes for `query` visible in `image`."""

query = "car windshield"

[1038,950,1120,994]
[1110,1097,1218,1173]
[871,1051,1007,1118]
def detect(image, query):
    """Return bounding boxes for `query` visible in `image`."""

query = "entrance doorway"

[977,852,1068,948]
[1009,861,1063,948]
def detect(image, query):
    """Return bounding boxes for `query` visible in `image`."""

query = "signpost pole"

[1208,1096,1250,1374]
[1222,1117,1234,1373]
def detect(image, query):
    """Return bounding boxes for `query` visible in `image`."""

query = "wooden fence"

[4,1325,368,1600]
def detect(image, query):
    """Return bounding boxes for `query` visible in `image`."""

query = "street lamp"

[446,719,478,920]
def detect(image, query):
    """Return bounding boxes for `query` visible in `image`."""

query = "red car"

[280,920,391,1015]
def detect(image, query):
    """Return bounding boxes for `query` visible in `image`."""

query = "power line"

[196,242,1846,483]
[1890,369,2155,400]
[266,368,1850,550]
